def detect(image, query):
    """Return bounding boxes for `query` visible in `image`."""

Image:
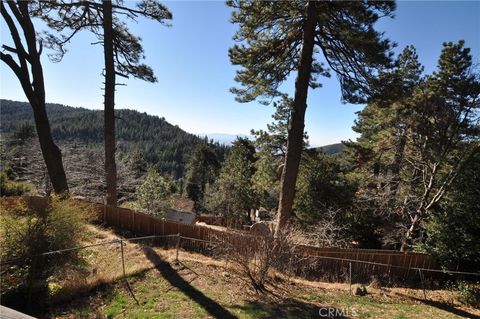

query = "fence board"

[3,196,439,276]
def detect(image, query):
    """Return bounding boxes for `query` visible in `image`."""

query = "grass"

[15,223,478,319]
[48,259,478,319]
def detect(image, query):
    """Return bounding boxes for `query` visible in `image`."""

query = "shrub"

[0,197,94,303]
[214,228,297,293]
[0,172,34,196]
[456,281,480,308]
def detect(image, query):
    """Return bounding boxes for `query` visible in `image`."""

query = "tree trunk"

[400,214,419,252]
[31,104,69,194]
[103,0,117,206]
[275,1,317,235]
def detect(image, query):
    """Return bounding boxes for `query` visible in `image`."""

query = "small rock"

[354,285,368,296]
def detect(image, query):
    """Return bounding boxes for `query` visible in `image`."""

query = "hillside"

[317,143,345,155]
[0,99,228,179]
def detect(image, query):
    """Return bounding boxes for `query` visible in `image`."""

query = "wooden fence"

[2,196,438,280]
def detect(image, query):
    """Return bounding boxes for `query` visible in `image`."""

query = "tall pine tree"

[39,0,172,205]
[228,0,395,234]
[348,42,480,250]
[1,1,69,194]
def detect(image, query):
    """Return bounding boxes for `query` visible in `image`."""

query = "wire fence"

[4,196,438,272]
[2,196,480,311]
[2,232,479,302]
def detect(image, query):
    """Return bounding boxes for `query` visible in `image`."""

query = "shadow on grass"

[142,245,238,319]
[392,291,480,319]
[411,295,479,319]
[230,299,349,319]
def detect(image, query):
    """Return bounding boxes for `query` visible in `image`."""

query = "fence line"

[1,232,479,278]
[1,196,440,275]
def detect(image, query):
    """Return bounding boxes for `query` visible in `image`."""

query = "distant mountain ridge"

[0,99,228,178]
[316,143,345,155]
[201,133,252,145]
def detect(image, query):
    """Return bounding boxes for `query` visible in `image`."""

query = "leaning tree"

[1,0,69,194]
[38,0,172,206]
[228,0,395,234]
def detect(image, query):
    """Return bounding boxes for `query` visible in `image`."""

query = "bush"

[214,228,298,293]
[0,197,94,303]
[136,169,176,216]
[456,281,480,308]
[0,172,34,196]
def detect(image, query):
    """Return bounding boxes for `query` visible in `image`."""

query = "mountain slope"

[0,99,228,178]
[316,143,345,155]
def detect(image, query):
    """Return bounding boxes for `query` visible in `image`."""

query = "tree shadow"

[394,292,480,319]
[142,246,238,319]
[230,299,350,319]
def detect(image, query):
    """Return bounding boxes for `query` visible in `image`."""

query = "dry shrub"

[0,196,94,301]
[295,209,351,248]
[214,228,299,293]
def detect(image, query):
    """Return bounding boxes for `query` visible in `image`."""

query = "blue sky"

[1,1,479,146]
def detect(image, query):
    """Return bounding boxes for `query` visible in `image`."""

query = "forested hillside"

[316,143,345,155]
[0,99,228,178]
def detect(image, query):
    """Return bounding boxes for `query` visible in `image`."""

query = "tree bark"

[31,103,69,194]
[275,1,317,235]
[1,1,69,194]
[103,0,117,206]
[400,214,419,252]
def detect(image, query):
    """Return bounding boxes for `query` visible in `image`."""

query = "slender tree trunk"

[31,103,69,194]
[275,1,317,235]
[1,1,69,194]
[103,0,117,206]
[400,214,419,252]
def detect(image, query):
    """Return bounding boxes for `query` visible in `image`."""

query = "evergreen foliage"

[206,138,256,220]
[228,0,396,233]
[294,150,356,225]
[185,143,221,209]
[346,41,480,250]
[421,149,480,272]
[136,169,176,215]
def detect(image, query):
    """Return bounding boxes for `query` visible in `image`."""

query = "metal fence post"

[120,240,126,279]
[120,239,139,305]
[175,233,181,262]
[349,261,352,295]
[27,255,37,311]
[418,268,427,300]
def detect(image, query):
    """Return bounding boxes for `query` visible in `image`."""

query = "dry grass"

[40,223,480,319]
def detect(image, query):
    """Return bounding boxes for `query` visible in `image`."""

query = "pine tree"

[347,41,480,249]
[206,138,256,220]
[346,46,423,212]
[185,143,221,209]
[1,0,69,194]
[38,0,172,206]
[136,168,175,216]
[400,41,480,250]
[228,0,395,233]
[294,150,356,225]
[251,95,308,210]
